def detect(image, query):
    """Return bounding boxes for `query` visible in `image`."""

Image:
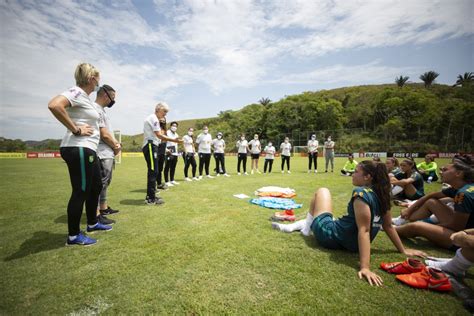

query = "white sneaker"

[287,170,291,174]
[281,171,284,174]
[207,175,215,179]
[166,182,174,187]
[314,170,318,173]
[224,173,230,177]
[257,170,261,174]
[194,177,201,181]
[198,176,203,180]
[251,170,254,175]
[238,172,241,175]
[244,172,248,175]
[185,177,192,182]
[392,216,407,226]
[171,181,179,185]
[216,173,220,177]
[427,176,433,183]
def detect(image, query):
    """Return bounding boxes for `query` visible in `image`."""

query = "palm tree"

[419,71,439,88]
[395,75,409,88]
[454,72,474,87]
[258,97,272,106]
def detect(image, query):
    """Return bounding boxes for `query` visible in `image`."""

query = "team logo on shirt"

[89,155,94,163]
[455,192,465,205]
[353,191,364,198]
[467,186,474,193]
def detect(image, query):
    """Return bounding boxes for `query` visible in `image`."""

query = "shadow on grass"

[54,214,87,225]
[4,231,65,261]
[302,235,359,270]
[120,199,146,206]
[129,189,147,193]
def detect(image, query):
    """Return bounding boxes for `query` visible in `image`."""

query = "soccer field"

[0,156,470,314]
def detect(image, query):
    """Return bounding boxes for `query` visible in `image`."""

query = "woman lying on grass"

[395,156,474,249]
[272,160,426,286]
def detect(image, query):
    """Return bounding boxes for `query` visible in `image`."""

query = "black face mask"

[107,100,115,108]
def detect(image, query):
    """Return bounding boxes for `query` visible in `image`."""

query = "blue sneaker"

[86,222,112,233]
[65,232,97,246]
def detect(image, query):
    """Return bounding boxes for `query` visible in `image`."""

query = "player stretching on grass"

[272,160,426,285]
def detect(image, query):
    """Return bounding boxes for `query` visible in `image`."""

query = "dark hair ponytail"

[359,161,391,215]
[453,155,474,183]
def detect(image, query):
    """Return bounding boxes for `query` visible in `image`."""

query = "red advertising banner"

[27,152,61,158]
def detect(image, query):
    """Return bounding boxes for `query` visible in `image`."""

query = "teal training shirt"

[395,171,425,197]
[333,187,383,252]
[390,167,402,176]
[442,183,474,228]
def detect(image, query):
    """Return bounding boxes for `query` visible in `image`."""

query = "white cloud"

[0,0,472,140]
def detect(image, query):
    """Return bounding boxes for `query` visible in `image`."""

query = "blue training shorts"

[311,212,343,250]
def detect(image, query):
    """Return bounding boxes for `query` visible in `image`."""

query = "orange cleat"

[380,258,425,274]
[396,267,452,292]
[270,210,296,222]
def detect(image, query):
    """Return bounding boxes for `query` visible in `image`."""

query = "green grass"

[0,157,470,314]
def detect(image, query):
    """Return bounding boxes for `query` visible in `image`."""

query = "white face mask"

[327,138,331,141]
[285,139,289,143]
[188,131,193,136]
[268,143,272,147]
[170,126,177,132]
[217,135,222,139]
[254,136,258,140]
[241,137,245,141]
[203,129,208,134]
[311,136,316,140]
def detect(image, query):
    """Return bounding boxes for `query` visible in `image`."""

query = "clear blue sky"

[1,0,472,140]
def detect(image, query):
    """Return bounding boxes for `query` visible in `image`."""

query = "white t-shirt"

[60,86,100,151]
[142,114,161,148]
[196,133,212,153]
[264,145,276,159]
[248,139,261,154]
[236,140,248,154]
[212,138,225,154]
[308,139,319,153]
[182,135,194,153]
[280,142,292,156]
[324,140,335,153]
[96,103,116,159]
[166,130,180,156]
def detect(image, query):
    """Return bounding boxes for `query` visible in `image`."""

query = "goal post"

[113,129,122,164]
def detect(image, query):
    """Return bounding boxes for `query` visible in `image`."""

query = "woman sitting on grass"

[390,158,425,201]
[417,155,439,183]
[395,156,474,249]
[385,157,401,176]
[272,160,426,286]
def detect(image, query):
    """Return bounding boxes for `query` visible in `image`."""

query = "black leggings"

[164,155,178,182]
[199,153,211,176]
[184,154,197,178]
[264,159,274,173]
[143,142,158,200]
[61,147,102,236]
[156,154,165,185]
[214,153,226,174]
[308,152,318,170]
[237,153,247,173]
[281,155,290,171]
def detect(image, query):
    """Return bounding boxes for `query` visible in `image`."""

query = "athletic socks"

[68,235,78,241]
[391,185,404,196]
[426,248,473,277]
[272,219,305,233]
[300,212,314,236]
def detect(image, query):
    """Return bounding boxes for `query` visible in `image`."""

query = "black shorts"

[251,153,260,160]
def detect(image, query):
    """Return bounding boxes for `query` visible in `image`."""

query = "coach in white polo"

[95,85,121,225]
[142,102,182,205]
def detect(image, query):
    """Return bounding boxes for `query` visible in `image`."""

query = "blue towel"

[249,197,302,210]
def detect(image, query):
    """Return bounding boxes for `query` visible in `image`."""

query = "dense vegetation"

[2,83,472,153]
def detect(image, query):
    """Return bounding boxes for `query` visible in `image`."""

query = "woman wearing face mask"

[236,134,250,175]
[196,126,214,179]
[280,137,292,174]
[263,141,276,173]
[307,134,319,173]
[324,135,335,172]
[48,63,111,246]
[212,132,229,177]
[164,121,180,187]
[183,127,198,181]
[248,134,262,174]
